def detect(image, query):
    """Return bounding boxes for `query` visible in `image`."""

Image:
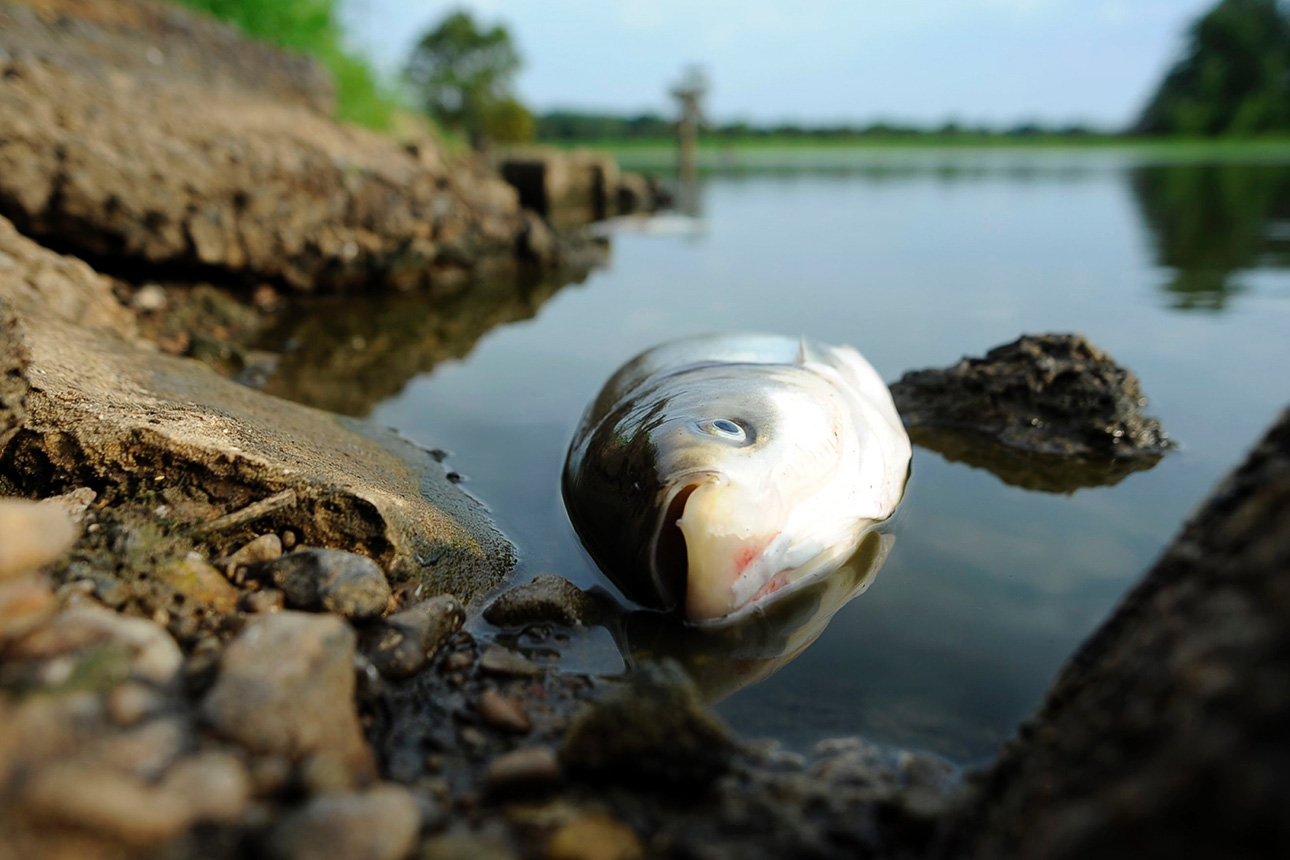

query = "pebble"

[0,574,55,642]
[163,750,252,823]
[130,283,168,312]
[257,548,391,621]
[219,533,283,577]
[200,612,374,787]
[483,575,601,628]
[0,497,80,579]
[444,650,474,672]
[105,681,165,726]
[10,605,183,685]
[421,832,518,860]
[265,785,420,860]
[153,552,240,613]
[478,688,532,734]
[365,595,463,679]
[479,645,542,678]
[547,814,645,860]
[242,588,285,613]
[486,746,561,793]
[37,487,97,524]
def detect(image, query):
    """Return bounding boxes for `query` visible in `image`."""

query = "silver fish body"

[563,333,911,626]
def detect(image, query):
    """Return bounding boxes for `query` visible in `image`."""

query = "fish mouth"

[649,482,702,609]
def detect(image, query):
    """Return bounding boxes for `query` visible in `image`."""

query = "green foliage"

[405,10,522,145]
[171,0,398,131]
[1137,0,1290,136]
[483,97,535,144]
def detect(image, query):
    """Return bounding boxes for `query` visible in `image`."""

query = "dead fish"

[563,333,911,626]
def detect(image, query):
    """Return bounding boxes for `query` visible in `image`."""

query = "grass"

[169,0,400,131]
[536,135,1290,173]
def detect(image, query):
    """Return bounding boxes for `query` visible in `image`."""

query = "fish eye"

[699,418,747,442]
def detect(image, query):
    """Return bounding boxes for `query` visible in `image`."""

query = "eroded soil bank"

[0,2,1287,859]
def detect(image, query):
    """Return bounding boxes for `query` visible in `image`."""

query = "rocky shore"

[0,1,1287,859]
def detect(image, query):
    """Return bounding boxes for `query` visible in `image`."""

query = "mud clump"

[891,333,1171,460]
[559,661,735,789]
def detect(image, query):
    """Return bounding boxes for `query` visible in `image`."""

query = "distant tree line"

[533,111,1099,143]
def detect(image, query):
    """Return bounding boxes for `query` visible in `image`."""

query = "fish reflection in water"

[619,527,894,702]
[563,333,911,685]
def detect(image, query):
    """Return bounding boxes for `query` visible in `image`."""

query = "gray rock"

[560,661,735,788]
[957,407,1290,860]
[890,333,1171,461]
[260,548,391,621]
[486,746,561,794]
[483,575,601,628]
[220,533,283,576]
[201,612,374,788]
[477,688,532,734]
[364,595,463,679]
[479,645,542,678]
[266,785,421,860]
[0,230,515,605]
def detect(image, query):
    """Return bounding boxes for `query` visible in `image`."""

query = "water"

[341,151,1289,764]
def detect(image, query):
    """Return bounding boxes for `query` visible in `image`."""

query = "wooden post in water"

[670,66,707,215]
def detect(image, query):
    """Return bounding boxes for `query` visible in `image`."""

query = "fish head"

[565,356,901,626]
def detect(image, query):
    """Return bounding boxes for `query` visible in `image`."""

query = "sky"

[340,0,1216,129]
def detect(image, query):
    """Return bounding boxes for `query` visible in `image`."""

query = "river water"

[361,150,1290,764]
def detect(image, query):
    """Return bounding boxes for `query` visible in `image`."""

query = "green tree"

[1137,0,1290,135]
[404,10,523,146]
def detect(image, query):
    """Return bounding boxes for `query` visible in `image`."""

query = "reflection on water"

[1130,162,1290,311]
[907,426,1162,494]
[259,256,607,415]
[619,529,893,704]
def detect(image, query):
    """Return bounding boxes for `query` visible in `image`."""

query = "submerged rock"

[890,333,1171,460]
[483,575,603,628]
[957,408,1290,859]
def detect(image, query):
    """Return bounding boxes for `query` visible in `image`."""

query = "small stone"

[153,552,240,614]
[0,574,56,642]
[364,595,463,679]
[486,747,560,793]
[479,645,541,678]
[11,605,183,686]
[483,575,600,628]
[444,651,474,672]
[20,761,195,847]
[548,814,644,860]
[130,283,169,312]
[105,681,165,726]
[257,548,391,621]
[0,497,80,580]
[421,832,518,860]
[280,530,297,549]
[265,785,420,860]
[37,487,97,525]
[220,533,283,576]
[201,612,373,787]
[163,750,251,823]
[248,755,293,797]
[243,588,285,614]
[478,688,532,734]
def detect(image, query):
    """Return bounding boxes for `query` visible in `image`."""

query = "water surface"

[366,151,1290,763]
